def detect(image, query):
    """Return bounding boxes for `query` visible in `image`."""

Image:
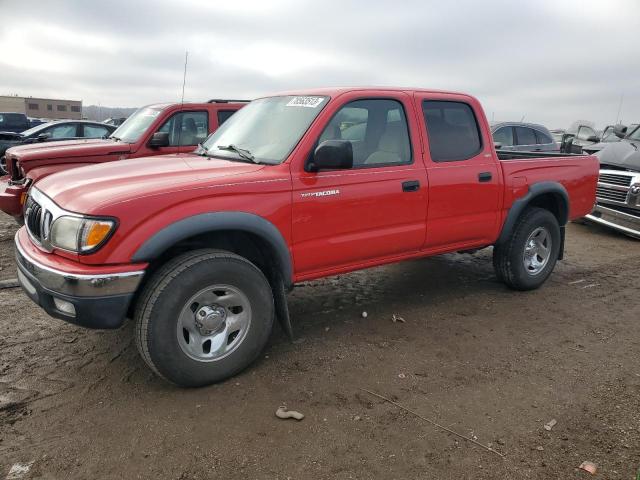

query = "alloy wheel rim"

[522,226,551,275]
[176,284,251,362]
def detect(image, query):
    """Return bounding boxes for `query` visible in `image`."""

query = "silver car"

[491,122,559,152]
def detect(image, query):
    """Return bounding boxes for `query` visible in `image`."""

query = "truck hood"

[9,139,130,163]
[595,141,640,172]
[0,131,24,141]
[37,153,265,213]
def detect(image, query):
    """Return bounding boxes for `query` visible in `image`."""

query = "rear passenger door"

[417,96,502,249]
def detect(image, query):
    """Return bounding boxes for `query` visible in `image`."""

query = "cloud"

[0,0,638,128]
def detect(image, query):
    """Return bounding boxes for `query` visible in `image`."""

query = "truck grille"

[596,186,628,203]
[24,196,50,243]
[599,173,632,187]
[596,170,638,206]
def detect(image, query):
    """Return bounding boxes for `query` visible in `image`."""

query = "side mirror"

[494,142,503,150]
[306,140,353,172]
[148,131,170,148]
[613,124,627,139]
[37,133,50,141]
[586,135,600,143]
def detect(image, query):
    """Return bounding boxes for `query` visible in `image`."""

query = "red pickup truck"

[0,100,246,220]
[14,87,598,387]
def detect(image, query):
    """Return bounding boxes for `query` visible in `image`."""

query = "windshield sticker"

[286,96,324,108]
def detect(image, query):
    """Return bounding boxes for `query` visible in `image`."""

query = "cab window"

[422,101,482,162]
[492,126,513,146]
[317,99,411,167]
[158,111,208,146]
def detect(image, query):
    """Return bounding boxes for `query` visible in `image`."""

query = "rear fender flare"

[496,181,569,245]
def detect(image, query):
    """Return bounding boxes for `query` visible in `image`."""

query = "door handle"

[402,180,420,192]
[478,172,492,182]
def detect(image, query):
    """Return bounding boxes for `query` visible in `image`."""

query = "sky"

[0,0,638,129]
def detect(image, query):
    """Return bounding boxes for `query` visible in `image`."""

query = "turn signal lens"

[80,220,115,251]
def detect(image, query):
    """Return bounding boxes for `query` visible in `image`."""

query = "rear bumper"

[15,231,146,329]
[0,177,27,217]
[585,204,640,239]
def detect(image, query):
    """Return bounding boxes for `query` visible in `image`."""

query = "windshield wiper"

[111,136,121,142]
[217,144,258,163]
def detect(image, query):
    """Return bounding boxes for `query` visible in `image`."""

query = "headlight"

[50,216,116,253]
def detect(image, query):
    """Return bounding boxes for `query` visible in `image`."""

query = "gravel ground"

[1,211,640,479]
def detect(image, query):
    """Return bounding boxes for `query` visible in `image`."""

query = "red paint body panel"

[1,102,245,218]
[19,87,598,289]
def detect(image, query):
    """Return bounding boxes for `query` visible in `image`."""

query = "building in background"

[0,95,82,120]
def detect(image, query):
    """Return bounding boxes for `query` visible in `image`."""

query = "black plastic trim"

[131,212,293,287]
[496,181,569,245]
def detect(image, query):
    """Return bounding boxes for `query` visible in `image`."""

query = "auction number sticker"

[286,96,325,108]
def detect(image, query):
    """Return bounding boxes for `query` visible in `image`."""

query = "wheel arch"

[497,181,569,245]
[131,212,293,289]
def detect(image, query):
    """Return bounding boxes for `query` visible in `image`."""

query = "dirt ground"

[1,211,640,480]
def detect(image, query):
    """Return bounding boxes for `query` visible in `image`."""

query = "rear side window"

[515,127,536,146]
[492,126,513,146]
[422,101,482,162]
[534,129,552,144]
[217,110,236,126]
[83,124,110,138]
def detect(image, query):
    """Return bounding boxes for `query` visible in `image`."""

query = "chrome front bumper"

[585,204,640,239]
[15,237,144,296]
[15,233,145,329]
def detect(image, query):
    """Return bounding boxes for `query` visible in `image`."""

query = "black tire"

[135,249,274,387]
[493,207,561,291]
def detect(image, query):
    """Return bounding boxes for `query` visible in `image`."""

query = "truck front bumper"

[585,204,640,239]
[15,230,146,329]
[0,177,27,218]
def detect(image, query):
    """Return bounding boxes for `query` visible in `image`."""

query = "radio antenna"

[615,93,624,124]
[176,51,189,148]
[181,51,189,104]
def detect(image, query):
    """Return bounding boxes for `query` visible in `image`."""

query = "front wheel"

[493,207,561,291]
[135,249,274,387]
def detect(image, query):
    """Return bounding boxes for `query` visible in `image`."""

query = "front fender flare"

[131,212,293,287]
[497,181,569,245]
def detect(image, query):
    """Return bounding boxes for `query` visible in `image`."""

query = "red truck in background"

[14,87,598,387]
[0,99,246,221]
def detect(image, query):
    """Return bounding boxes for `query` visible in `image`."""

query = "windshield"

[110,107,162,143]
[21,122,54,137]
[201,95,329,164]
[628,125,640,141]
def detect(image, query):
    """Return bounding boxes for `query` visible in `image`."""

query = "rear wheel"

[493,207,561,290]
[135,249,274,387]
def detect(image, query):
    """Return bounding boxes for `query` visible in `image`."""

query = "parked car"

[582,124,634,154]
[27,117,46,128]
[491,122,559,151]
[0,112,30,133]
[560,123,600,153]
[584,125,640,238]
[0,100,246,221]
[13,87,599,387]
[0,120,116,175]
